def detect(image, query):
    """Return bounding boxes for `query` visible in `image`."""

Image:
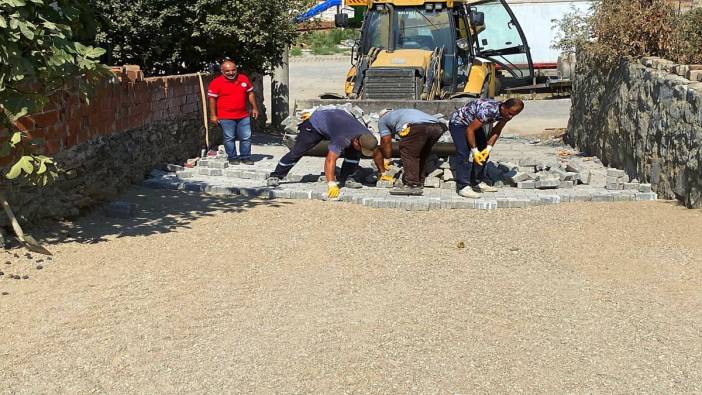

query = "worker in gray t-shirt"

[372,109,446,196]
[268,109,378,199]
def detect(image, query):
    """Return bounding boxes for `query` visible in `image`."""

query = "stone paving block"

[623,182,640,190]
[636,192,657,201]
[176,170,194,179]
[440,180,457,190]
[442,169,454,181]
[606,182,622,190]
[573,193,592,202]
[496,198,511,208]
[518,180,535,189]
[539,195,561,205]
[558,193,574,203]
[518,158,537,166]
[560,180,574,188]
[451,199,475,209]
[206,185,234,194]
[291,190,312,199]
[527,195,543,206]
[376,180,394,188]
[565,163,584,173]
[428,168,443,178]
[639,183,652,192]
[197,159,210,167]
[510,198,529,208]
[208,161,229,169]
[591,193,613,202]
[503,171,531,186]
[476,200,497,210]
[607,168,626,178]
[613,193,633,202]
[270,189,292,199]
[584,171,607,187]
[535,179,559,189]
[428,200,441,210]
[424,177,441,188]
[518,166,536,173]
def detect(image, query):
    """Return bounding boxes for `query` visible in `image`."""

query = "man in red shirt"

[208,60,259,165]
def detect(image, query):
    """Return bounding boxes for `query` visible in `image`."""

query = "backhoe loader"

[296,0,534,115]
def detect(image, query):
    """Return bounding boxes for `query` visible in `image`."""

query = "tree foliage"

[552,0,702,67]
[0,0,108,185]
[91,0,315,75]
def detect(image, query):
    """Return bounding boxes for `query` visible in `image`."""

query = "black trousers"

[470,126,488,186]
[271,120,360,182]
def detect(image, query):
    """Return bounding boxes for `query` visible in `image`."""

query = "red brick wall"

[13,72,212,156]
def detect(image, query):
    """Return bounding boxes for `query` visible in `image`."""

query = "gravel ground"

[1,187,701,393]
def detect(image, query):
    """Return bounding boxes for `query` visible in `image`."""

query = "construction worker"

[207,60,259,165]
[266,108,378,199]
[372,109,446,196]
[449,98,524,198]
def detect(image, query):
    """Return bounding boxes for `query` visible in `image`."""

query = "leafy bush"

[667,7,702,64]
[0,0,108,185]
[552,0,702,67]
[91,0,315,75]
[298,29,358,51]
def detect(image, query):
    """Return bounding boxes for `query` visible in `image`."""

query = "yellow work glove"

[379,174,394,182]
[384,159,393,172]
[327,181,340,199]
[471,148,486,166]
[480,145,493,161]
[398,123,411,137]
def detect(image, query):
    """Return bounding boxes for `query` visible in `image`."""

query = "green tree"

[91,0,315,75]
[0,0,108,252]
[1,0,108,185]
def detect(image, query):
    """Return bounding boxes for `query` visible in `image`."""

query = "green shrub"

[667,8,702,64]
[552,0,702,67]
[298,29,358,52]
[290,47,303,56]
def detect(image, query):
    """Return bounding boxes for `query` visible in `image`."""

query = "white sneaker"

[477,182,498,192]
[458,186,481,199]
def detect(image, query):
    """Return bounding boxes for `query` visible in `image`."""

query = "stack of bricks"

[9,65,211,155]
[643,57,702,82]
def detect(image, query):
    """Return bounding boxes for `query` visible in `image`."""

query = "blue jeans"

[449,123,487,189]
[219,117,252,159]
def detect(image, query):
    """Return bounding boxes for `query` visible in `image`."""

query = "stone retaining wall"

[4,70,214,223]
[567,57,702,208]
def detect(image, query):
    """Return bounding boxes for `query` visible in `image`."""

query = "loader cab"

[469,0,534,88]
[359,4,457,88]
[352,0,533,97]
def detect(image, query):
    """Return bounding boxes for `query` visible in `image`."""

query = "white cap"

[378,108,392,118]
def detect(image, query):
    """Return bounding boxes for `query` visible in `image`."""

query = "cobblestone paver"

[144,135,657,210]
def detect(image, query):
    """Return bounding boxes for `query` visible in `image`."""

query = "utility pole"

[271,48,290,128]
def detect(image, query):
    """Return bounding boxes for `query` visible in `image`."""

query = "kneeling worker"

[267,108,378,199]
[373,109,446,196]
[449,98,524,198]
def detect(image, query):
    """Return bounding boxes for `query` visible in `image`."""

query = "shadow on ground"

[33,186,291,246]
